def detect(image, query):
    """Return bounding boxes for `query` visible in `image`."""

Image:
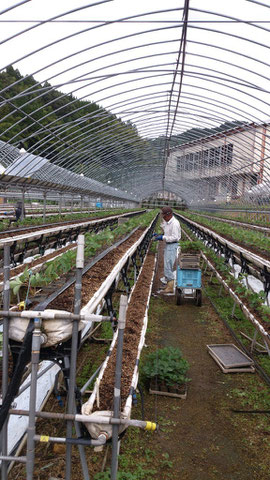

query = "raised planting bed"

[1,218,157,458]
[81,252,156,439]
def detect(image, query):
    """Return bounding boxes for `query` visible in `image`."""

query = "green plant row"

[10,210,158,300]
[181,231,270,324]
[0,208,140,232]
[191,210,270,227]
[180,211,270,255]
[181,228,270,377]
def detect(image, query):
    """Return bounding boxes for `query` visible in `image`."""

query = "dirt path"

[11,241,270,480]
[117,242,270,479]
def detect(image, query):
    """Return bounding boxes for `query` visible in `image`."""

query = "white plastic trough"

[81,255,156,440]
[3,223,152,457]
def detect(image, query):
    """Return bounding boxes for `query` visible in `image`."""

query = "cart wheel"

[195,289,202,307]
[176,288,182,305]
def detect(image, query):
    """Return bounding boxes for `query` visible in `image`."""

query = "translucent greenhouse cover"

[0,0,270,207]
[3,151,135,199]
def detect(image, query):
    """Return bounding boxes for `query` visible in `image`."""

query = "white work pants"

[164,243,178,281]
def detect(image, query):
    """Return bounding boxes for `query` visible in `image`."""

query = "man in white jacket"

[153,206,181,293]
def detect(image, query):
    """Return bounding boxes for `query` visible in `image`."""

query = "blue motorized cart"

[175,253,202,306]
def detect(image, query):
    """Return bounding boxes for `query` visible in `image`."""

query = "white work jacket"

[161,215,181,243]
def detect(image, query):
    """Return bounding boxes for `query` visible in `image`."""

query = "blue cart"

[175,254,202,306]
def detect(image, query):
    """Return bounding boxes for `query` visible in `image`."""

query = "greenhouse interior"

[0,1,270,479]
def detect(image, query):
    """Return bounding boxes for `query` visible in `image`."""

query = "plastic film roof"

[1,0,270,207]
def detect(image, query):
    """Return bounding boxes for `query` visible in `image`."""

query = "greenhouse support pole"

[21,189,25,220]
[65,235,89,480]
[71,196,74,214]
[111,295,128,480]
[43,192,47,222]
[26,318,42,480]
[1,245,11,480]
[81,195,83,214]
[59,194,62,215]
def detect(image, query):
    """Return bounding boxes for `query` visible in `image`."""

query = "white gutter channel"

[0,210,142,246]
[177,214,270,272]
[0,245,77,293]
[81,256,156,440]
[201,252,270,346]
[182,226,270,346]
[5,221,153,457]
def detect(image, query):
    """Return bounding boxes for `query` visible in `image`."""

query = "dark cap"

[161,206,173,215]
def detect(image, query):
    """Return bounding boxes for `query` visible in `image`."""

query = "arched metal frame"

[0,1,270,206]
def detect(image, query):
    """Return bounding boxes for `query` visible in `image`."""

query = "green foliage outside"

[0,66,157,186]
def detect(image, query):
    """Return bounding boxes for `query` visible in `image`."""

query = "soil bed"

[181,215,270,260]
[11,240,270,480]
[98,253,155,410]
[49,229,144,311]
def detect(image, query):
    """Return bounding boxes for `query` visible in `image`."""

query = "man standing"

[153,206,181,293]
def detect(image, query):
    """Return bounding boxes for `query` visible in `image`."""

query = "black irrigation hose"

[0,320,34,431]
[0,215,157,442]
[34,226,140,311]
[231,409,270,414]
[203,286,270,389]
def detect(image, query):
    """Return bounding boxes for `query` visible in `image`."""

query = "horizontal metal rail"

[190,212,270,235]
[181,226,270,350]
[176,213,270,275]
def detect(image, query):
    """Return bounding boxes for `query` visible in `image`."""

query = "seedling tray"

[207,344,255,373]
[149,381,187,399]
[179,253,201,269]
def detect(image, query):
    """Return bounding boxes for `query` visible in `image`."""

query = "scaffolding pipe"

[34,433,107,446]
[0,310,111,322]
[1,244,11,480]
[21,189,25,221]
[111,295,127,480]
[26,318,43,480]
[66,234,85,480]
[8,409,157,429]
[43,191,47,222]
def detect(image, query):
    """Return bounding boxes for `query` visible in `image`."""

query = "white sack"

[9,309,84,347]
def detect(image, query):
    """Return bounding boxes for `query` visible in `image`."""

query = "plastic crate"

[179,254,200,269]
[177,267,201,288]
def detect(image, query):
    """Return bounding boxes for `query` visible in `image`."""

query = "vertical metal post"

[59,194,62,215]
[21,189,25,220]
[81,195,83,214]
[71,196,74,214]
[65,236,89,480]
[43,192,47,223]
[26,318,42,480]
[1,244,11,480]
[111,295,128,480]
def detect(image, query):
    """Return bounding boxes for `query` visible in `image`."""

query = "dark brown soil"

[99,253,155,410]
[11,240,270,480]
[49,229,144,312]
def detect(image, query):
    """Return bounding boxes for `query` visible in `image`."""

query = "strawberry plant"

[141,346,190,387]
